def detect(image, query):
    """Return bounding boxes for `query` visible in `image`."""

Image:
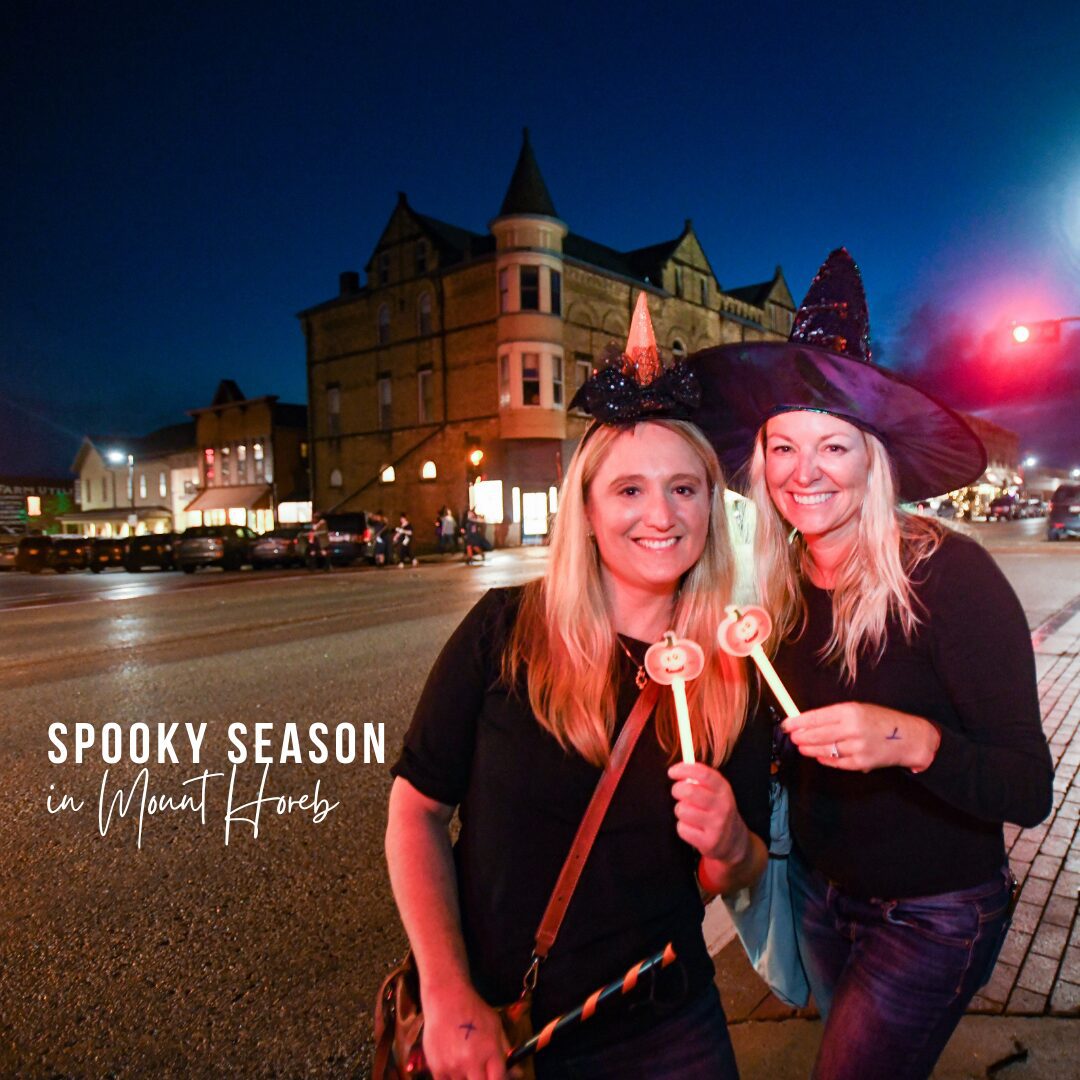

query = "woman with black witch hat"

[691,250,1054,1079]
[384,295,769,1079]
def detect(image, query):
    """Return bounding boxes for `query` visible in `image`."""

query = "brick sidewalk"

[718,608,1080,1025]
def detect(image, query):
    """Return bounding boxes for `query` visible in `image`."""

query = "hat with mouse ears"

[688,248,987,501]
[569,291,701,429]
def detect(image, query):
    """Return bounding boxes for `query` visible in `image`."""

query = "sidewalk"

[716,602,1080,1078]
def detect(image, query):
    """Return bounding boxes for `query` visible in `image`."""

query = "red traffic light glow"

[1011,320,1061,345]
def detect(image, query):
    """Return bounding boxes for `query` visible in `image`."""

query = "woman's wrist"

[904,716,941,773]
[698,825,764,897]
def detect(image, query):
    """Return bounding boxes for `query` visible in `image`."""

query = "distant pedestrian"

[393,513,416,567]
[437,507,457,554]
[308,512,331,572]
[463,508,490,565]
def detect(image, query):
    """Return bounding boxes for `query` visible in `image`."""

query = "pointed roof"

[498,128,558,218]
[211,379,246,406]
[725,265,794,308]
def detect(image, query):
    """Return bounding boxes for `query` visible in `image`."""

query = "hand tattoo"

[885,726,901,740]
[459,1021,477,1040]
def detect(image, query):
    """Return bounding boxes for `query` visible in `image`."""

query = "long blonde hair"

[503,420,748,767]
[748,424,943,681]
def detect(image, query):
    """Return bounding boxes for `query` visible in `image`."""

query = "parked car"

[126,532,178,571]
[15,535,52,573]
[310,512,369,567]
[0,534,18,570]
[174,525,257,572]
[988,494,1021,521]
[251,526,309,569]
[89,536,128,572]
[1047,485,1080,541]
[50,536,91,573]
[1022,498,1046,519]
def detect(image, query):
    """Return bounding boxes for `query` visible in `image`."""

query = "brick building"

[298,130,794,546]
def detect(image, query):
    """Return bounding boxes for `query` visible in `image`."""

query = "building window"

[329,468,343,488]
[100,477,107,502]
[421,460,437,480]
[204,447,215,485]
[237,443,247,481]
[575,356,592,411]
[550,268,562,316]
[379,251,390,286]
[417,292,432,336]
[327,384,341,436]
[552,354,564,407]
[138,473,147,499]
[672,340,687,359]
[499,267,510,312]
[499,354,511,408]
[377,303,390,345]
[159,472,167,498]
[674,265,684,297]
[221,445,231,485]
[380,465,396,483]
[512,486,522,523]
[522,353,541,406]
[520,266,540,311]
[700,278,709,306]
[253,442,264,482]
[415,240,427,275]
[417,368,434,422]
[378,376,392,429]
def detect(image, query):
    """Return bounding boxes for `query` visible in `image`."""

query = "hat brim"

[689,343,988,501]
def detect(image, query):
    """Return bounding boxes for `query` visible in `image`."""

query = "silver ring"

[830,742,840,759]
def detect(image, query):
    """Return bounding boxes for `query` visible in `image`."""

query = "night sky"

[3,1,1078,476]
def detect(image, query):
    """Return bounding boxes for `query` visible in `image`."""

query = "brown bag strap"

[532,679,660,961]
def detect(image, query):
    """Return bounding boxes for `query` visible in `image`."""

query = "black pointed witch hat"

[689,249,986,501]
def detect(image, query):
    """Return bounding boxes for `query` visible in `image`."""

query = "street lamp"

[1010,316,1080,345]
[1024,456,1038,469]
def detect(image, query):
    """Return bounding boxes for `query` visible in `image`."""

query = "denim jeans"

[789,853,1014,1080]
[534,983,739,1080]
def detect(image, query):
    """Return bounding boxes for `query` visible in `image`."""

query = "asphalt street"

[1,522,1077,1078]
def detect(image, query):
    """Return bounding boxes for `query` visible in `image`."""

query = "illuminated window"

[221,445,231,484]
[418,368,434,422]
[378,377,392,429]
[470,479,504,523]
[417,292,432,336]
[522,491,548,535]
[520,266,540,311]
[138,473,147,499]
[327,384,341,436]
[499,354,511,408]
[552,354,564,407]
[159,471,167,498]
[228,507,246,527]
[330,468,343,488]
[522,353,540,406]
[421,460,437,480]
[186,511,203,528]
[204,447,215,485]
[380,465,396,484]
[499,268,510,312]
[253,442,264,482]
[512,486,521,523]
[377,303,390,345]
[550,269,561,316]
[26,495,41,516]
[549,486,559,513]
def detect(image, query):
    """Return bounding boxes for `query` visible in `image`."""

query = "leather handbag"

[374,681,660,1078]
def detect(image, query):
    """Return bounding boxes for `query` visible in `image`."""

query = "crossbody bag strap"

[532,679,661,961]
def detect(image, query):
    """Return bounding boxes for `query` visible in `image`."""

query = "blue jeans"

[535,984,738,1080]
[789,853,1013,1080]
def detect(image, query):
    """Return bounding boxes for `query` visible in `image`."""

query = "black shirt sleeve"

[391,588,513,806]
[911,535,1054,827]
[720,678,772,846]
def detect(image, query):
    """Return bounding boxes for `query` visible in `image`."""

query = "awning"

[58,506,171,522]
[184,485,272,512]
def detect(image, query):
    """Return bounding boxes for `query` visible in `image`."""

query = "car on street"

[15,535,52,573]
[50,536,91,573]
[89,536,128,572]
[988,494,1022,521]
[251,525,309,569]
[174,525,258,572]
[0,534,18,570]
[126,532,178,571]
[312,512,369,567]
[1047,484,1080,541]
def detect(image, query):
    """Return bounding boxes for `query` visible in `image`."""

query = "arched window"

[380,465,396,484]
[421,460,437,480]
[329,468,343,488]
[417,292,432,336]
[377,303,390,345]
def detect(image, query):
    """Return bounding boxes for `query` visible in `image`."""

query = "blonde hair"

[748,424,943,681]
[503,420,748,767]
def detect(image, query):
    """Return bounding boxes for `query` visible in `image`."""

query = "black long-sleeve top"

[775,530,1053,898]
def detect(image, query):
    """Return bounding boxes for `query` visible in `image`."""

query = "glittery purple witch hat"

[569,292,700,424]
[689,249,986,500]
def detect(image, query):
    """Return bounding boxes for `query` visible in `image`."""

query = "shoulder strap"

[533,679,660,960]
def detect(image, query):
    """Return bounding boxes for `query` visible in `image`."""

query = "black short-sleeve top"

[392,586,770,1037]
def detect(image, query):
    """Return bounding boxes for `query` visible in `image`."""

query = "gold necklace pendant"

[617,636,648,689]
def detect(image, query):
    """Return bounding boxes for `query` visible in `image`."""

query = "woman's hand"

[421,981,520,1080]
[668,763,766,895]
[781,703,940,772]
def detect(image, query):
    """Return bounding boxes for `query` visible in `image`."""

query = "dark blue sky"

[3,0,1078,474]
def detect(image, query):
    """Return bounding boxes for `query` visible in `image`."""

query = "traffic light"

[1011,320,1061,345]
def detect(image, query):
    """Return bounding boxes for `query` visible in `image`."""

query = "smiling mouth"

[665,663,686,674]
[791,492,835,506]
[634,537,679,550]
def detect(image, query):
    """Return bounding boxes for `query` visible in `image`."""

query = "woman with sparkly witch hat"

[690,249,1054,1080]
[384,293,770,1079]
